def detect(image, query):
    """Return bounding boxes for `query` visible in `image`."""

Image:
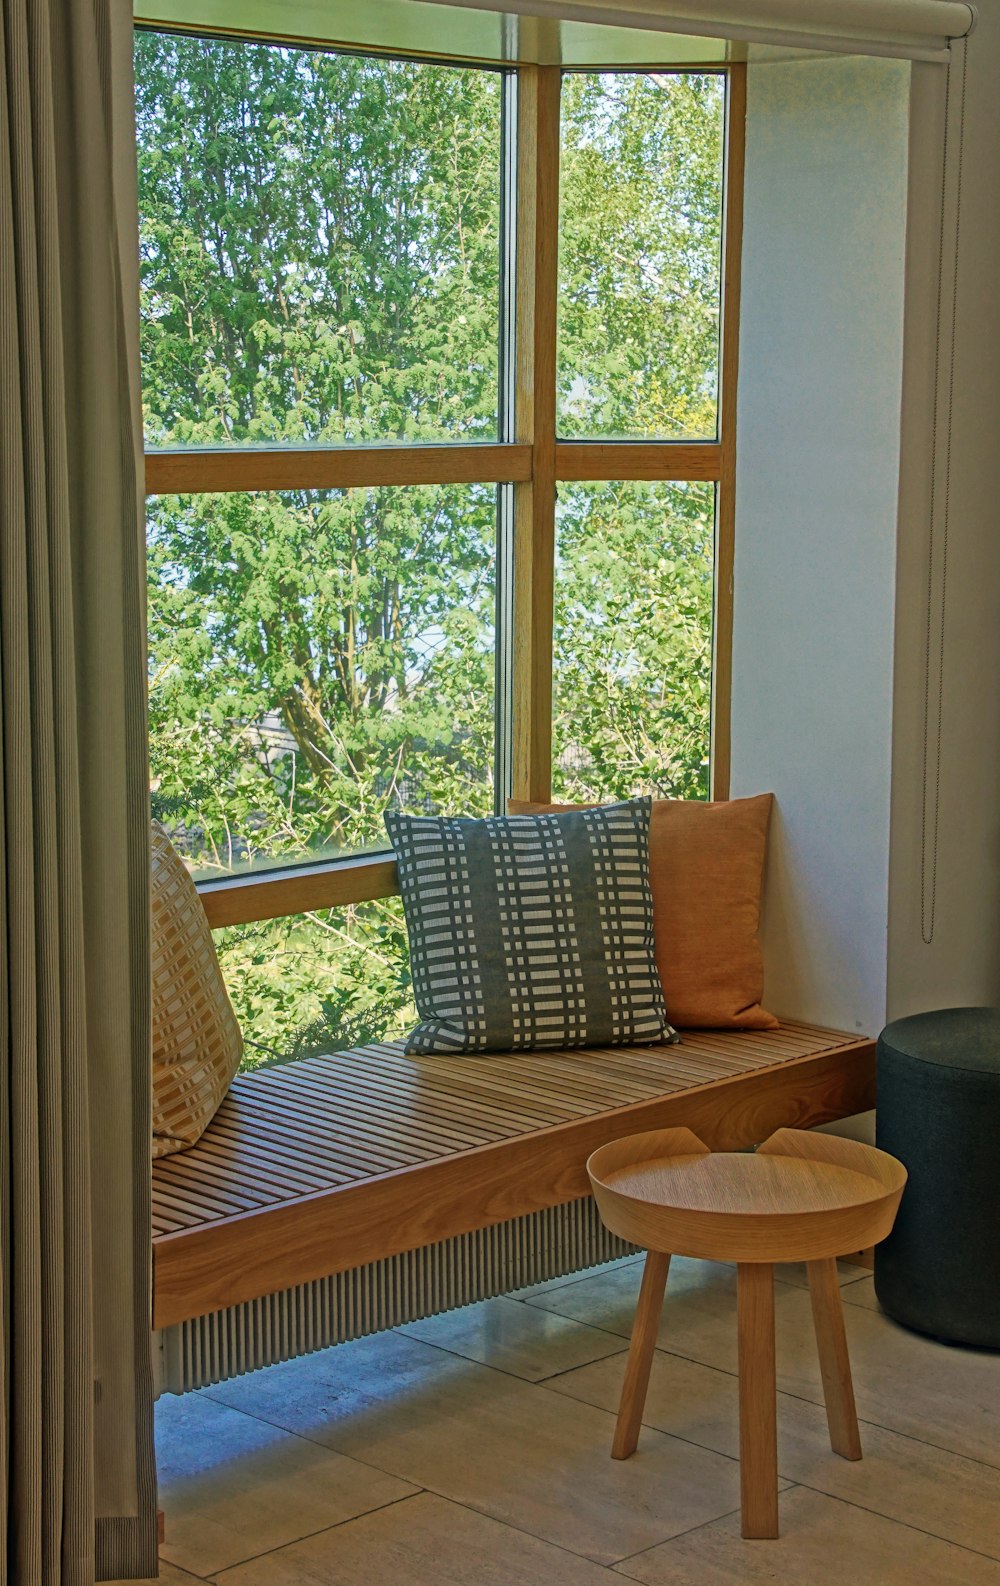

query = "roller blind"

[135,0,973,63]
[418,0,975,61]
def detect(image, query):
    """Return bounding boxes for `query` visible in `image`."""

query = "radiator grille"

[157,1196,634,1395]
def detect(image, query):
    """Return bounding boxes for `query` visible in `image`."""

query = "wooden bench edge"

[152,1037,876,1329]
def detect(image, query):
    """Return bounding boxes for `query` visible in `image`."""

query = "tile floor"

[120,1255,1000,1585]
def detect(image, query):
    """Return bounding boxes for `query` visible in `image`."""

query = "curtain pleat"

[0,0,157,1580]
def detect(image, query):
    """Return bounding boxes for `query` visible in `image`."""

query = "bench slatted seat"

[152,1020,876,1333]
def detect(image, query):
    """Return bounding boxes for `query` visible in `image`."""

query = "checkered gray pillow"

[385,797,677,1055]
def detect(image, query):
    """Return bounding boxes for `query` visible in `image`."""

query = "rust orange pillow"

[508,795,777,1030]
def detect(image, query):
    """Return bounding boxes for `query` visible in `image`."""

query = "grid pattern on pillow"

[385,797,676,1055]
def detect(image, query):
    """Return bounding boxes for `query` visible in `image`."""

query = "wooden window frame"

[143,51,746,929]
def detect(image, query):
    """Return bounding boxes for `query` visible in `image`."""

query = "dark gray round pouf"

[875,1007,1000,1349]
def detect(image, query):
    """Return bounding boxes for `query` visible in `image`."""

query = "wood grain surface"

[808,1256,864,1460]
[145,443,532,494]
[611,1249,671,1460]
[152,1024,876,1328]
[587,1122,905,1263]
[738,1262,779,1538]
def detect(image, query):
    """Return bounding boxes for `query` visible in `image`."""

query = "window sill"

[196,851,399,928]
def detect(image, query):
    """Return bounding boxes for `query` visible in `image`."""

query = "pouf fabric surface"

[875,1006,1000,1349]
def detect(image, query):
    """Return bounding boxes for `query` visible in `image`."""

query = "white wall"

[730,55,910,1037]
[887,18,1000,1018]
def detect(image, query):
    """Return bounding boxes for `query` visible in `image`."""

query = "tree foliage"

[136,34,723,1057]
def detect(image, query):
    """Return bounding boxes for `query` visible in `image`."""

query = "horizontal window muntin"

[143,439,720,494]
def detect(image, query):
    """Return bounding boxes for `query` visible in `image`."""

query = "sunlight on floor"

[121,1255,1000,1584]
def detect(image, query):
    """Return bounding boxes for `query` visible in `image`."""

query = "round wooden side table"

[587,1126,907,1540]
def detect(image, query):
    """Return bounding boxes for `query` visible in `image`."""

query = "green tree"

[558,71,724,440]
[553,480,714,805]
[135,35,724,1056]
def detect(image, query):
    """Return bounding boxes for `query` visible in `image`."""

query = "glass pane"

[134,33,502,445]
[216,900,414,1067]
[553,480,715,801]
[557,71,725,440]
[148,484,497,876]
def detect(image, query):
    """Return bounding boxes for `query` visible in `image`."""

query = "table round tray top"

[587,1126,907,1264]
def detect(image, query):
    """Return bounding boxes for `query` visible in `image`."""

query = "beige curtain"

[0,0,157,1580]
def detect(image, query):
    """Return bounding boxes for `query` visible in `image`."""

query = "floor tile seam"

[839,1287,880,1311]
[192,1349,1000,1495]
[539,1344,1000,1482]
[158,1563,217,1585]
[198,1360,655,1476]
[201,1357,751,1493]
[533,1335,757,1390]
[194,1388,438,1483]
[521,1268,808,1330]
[174,1447,756,1577]
[607,1499,761,1574]
[196,1331,1000,1486]
[508,1258,645,1302]
[608,1485,1000,1577]
[780,1391,1000,1477]
[396,1312,632,1369]
[539,1362,797,1472]
[384,1324,631,1383]
[518,1302,640,1342]
[586,1396,1000,1508]
[787,1476,1000,1562]
[190,1491,426,1580]
[391,1479,740,1573]
[529,1374,753,1470]
[855,1433,995,1478]
[163,1403,1000,1573]
[638,1340,1000,1471]
[840,1416,1000,1476]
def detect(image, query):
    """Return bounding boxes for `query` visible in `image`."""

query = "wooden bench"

[152,1020,876,1348]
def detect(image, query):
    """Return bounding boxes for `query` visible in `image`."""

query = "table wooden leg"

[612,1249,670,1460]
[808,1257,862,1461]
[737,1262,779,1539]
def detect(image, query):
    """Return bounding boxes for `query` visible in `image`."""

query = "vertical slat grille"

[157,1195,633,1395]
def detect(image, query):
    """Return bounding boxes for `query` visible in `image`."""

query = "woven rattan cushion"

[150,822,243,1156]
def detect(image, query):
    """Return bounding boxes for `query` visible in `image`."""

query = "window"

[135,35,503,445]
[137,33,742,1052]
[558,72,725,440]
[553,480,716,804]
[215,898,414,1060]
[148,483,497,877]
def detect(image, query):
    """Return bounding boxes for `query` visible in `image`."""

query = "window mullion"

[511,63,560,805]
[494,68,519,815]
[712,61,747,801]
